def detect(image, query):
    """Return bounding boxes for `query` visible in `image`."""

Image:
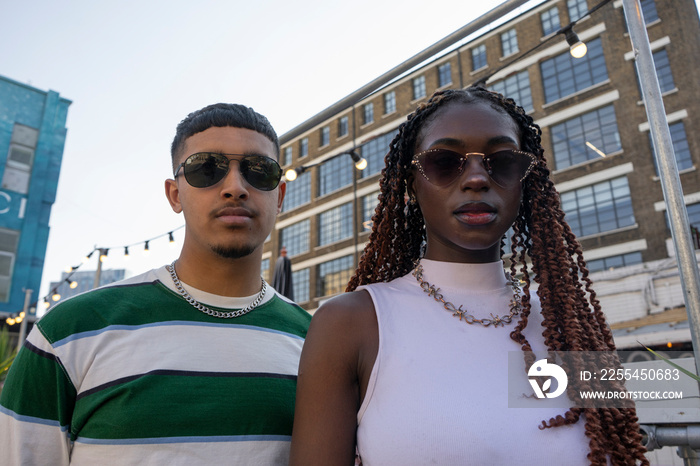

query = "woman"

[290,87,648,465]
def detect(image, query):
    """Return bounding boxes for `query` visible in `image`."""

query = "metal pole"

[621,0,700,375]
[93,248,104,289]
[352,167,359,269]
[16,288,32,352]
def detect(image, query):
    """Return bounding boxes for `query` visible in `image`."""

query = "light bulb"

[570,41,587,58]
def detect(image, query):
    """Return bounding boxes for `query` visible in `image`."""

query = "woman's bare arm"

[290,290,378,466]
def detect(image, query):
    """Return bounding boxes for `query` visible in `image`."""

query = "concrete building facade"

[0,75,71,316]
[267,0,700,345]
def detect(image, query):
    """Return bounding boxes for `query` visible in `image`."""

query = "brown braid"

[347,87,648,465]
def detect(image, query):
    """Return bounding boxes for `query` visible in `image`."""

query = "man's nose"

[219,159,250,198]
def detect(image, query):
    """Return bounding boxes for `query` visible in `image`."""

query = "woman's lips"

[454,203,496,225]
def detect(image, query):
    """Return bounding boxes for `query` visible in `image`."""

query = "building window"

[550,105,621,170]
[567,0,588,21]
[413,76,427,100]
[500,29,519,57]
[318,202,353,246]
[688,203,700,233]
[292,268,310,303]
[384,91,396,115]
[362,192,380,230]
[587,252,643,272]
[438,63,452,87]
[320,126,330,147]
[3,124,39,195]
[641,0,659,23]
[299,137,308,158]
[282,170,311,212]
[541,7,560,36]
[261,258,270,282]
[0,228,20,302]
[363,103,374,125]
[280,220,310,257]
[338,116,349,138]
[317,255,354,297]
[283,147,292,166]
[360,130,398,178]
[652,49,675,93]
[319,154,352,196]
[650,121,693,173]
[560,177,635,237]
[540,37,608,103]
[490,70,533,112]
[471,44,487,71]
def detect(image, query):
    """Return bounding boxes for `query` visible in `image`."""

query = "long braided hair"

[347,87,648,465]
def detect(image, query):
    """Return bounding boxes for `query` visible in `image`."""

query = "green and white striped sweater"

[0,266,311,465]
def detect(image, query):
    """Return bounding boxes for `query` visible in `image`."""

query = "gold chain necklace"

[412,262,524,327]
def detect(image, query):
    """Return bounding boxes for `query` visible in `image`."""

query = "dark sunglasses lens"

[486,150,532,186]
[240,156,282,191]
[183,153,229,187]
[419,150,464,186]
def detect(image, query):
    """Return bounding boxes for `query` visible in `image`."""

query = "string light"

[144,241,150,253]
[3,225,186,325]
[565,27,587,58]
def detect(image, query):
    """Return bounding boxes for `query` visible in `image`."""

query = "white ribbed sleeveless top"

[356,259,590,465]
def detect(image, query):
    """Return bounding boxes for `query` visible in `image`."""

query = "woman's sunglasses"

[175,152,282,191]
[411,149,536,188]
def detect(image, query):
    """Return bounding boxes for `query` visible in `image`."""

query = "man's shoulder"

[36,267,171,342]
[250,290,311,338]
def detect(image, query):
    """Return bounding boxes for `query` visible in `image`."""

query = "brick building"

[0,75,71,317]
[266,0,700,335]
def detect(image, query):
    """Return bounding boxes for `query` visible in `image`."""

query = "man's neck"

[174,249,263,297]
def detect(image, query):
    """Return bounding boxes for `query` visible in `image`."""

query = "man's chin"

[210,244,256,259]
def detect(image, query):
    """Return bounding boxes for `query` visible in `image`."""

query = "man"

[0,104,311,465]
[272,246,294,300]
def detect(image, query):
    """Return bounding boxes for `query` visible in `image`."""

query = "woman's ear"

[406,173,417,203]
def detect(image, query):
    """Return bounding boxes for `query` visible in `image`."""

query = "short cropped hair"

[170,103,280,170]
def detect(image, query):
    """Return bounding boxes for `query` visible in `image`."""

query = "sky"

[0,0,508,309]
[2,0,699,311]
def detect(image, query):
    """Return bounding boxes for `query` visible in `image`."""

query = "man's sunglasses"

[411,148,536,188]
[175,152,282,191]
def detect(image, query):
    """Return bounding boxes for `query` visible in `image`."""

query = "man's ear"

[165,178,183,214]
[276,179,287,213]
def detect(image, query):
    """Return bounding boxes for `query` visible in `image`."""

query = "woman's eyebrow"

[427,136,518,149]
[426,137,464,148]
[487,135,519,146]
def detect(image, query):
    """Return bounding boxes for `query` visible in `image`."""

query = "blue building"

[0,75,70,316]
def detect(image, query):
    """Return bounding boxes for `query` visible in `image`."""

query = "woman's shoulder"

[310,289,376,334]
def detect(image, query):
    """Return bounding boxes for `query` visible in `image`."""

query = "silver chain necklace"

[412,262,523,328]
[166,261,267,318]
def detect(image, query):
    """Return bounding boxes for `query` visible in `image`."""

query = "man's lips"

[454,202,496,225]
[215,207,253,224]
